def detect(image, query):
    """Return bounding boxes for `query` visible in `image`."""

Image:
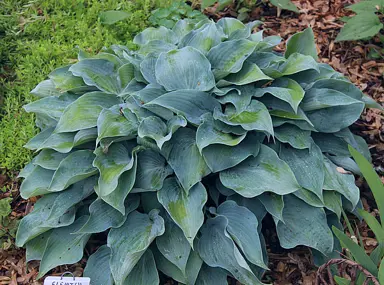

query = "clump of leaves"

[336,0,384,42]
[0,197,18,250]
[16,18,381,284]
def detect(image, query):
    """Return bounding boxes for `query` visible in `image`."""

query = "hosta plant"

[17,18,382,285]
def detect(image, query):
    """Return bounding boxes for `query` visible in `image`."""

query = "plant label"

[44,276,90,285]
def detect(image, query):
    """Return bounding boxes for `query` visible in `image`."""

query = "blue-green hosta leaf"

[254,78,305,113]
[133,26,178,45]
[97,148,139,214]
[75,195,140,234]
[108,210,165,285]
[37,216,91,278]
[30,79,61,98]
[198,216,265,285]
[20,166,54,198]
[272,117,317,131]
[25,230,52,262]
[207,39,256,79]
[139,40,177,56]
[323,191,342,218]
[93,142,135,196]
[257,193,284,222]
[162,128,211,191]
[276,195,334,255]
[279,142,324,200]
[158,177,207,247]
[49,150,97,192]
[179,22,223,54]
[216,17,250,40]
[293,188,324,208]
[156,217,191,274]
[32,149,70,171]
[146,89,220,125]
[217,200,268,269]
[153,242,203,285]
[285,28,318,60]
[24,127,75,153]
[309,78,363,100]
[334,128,371,161]
[264,53,319,78]
[96,106,138,145]
[217,61,272,87]
[49,65,91,93]
[220,145,300,197]
[69,59,121,94]
[74,128,98,147]
[213,100,274,136]
[99,10,131,25]
[274,124,312,149]
[248,52,286,69]
[228,195,267,226]
[123,249,159,285]
[139,53,158,84]
[24,93,78,120]
[195,264,228,285]
[202,132,263,173]
[16,177,95,247]
[335,12,383,42]
[305,100,364,133]
[155,47,215,91]
[196,114,246,153]
[312,132,350,156]
[327,155,362,176]
[133,149,173,192]
[138,115,187,149]
[323,157,360,209]
[84,245,113,285]
[55,92,121,133]
[172,19,195,40]
[118,63,135,89]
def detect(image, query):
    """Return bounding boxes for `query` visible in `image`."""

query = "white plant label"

[44,276,90,285]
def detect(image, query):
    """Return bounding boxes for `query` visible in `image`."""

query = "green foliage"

[336,0,384,42]
[269,0,299,13]
[16,18,381,284]
[330,146,384,284]
[0,0,162,171]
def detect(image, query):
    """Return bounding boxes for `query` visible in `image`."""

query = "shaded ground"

[0,0,383,284]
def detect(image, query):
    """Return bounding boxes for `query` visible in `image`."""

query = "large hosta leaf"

[55,92,121,133]
[155,47,215,91]
[24,93,78,120]
[93,142,135,196]
[33,149,70,170]
[198,216,264,285]
[202,132,263,172]
[123,249,159,285]
[257,193,284,222]
[213,100,274,136]
[285,28,318,60]
[254,78,305,113]
[37,216,90,278]
[133,26,178,45]
[96,106,138,144]
[146,90,220,125]
[274,124,312,149]
[69,59,121,94]
[76,195,139,234]
[162,128,211,191]
[156,217,191,274]
[195,264,228,285]
[220,145,300,197]
[84,245,113,285]
[279,142,324,200]
[207,39,256,78]
[16,177,95,246]
[217,201,268,269]
[49,150,97,192]
[323,157,360,208]
[133,149,173,191]
[158,177,207,247]
[20,166,54,198]
[138,115,187,149]
[108,210,165,285]
[276,195,334,255]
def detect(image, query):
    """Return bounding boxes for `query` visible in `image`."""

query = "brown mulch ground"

[1,0,383,284]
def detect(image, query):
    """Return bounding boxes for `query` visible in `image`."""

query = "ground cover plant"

[15,16,382,284]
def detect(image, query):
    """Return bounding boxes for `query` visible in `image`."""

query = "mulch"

[1,0,383,284]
